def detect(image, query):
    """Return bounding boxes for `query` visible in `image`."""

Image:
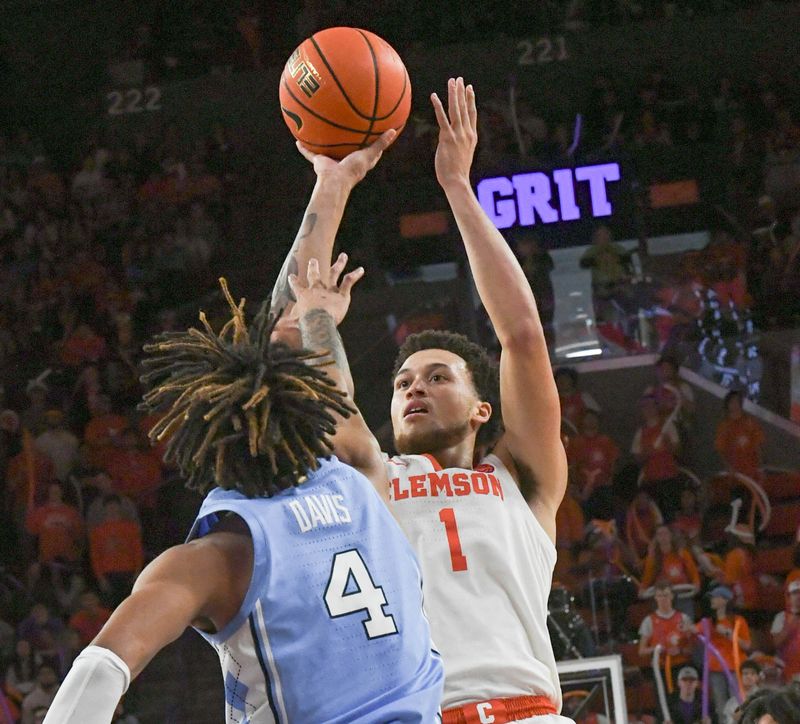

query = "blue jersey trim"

[249,612,281,724]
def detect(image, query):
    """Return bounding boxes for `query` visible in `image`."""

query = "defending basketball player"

[42,281,443,724]
[286,78,572,724]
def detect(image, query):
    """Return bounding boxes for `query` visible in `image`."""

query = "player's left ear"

[471,400,492,426]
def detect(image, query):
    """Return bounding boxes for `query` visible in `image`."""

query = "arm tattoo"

[299,308,353,384]
[298,212,318,240]
[270,212,318,311]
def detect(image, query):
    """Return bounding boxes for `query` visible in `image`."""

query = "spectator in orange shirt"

[642,356,696,433]
[89,495,143,607]
[82,394,129,468]
[702,585,751,717]
[639,525,700,613]
[703,228,748,307]
[568,410,619,520]
[632,394,681,517]
[638,581,695,675]
[625,490,664,561]
[102,428,162,508]
[671,487,702,543]
[714,390,765,480]
[25,483,84,565]
[59,321,108,368]
[67,590,111,647]
[721,528,760,611]
[7,443,55,513]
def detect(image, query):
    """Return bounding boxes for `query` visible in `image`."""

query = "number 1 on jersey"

[438,508,468,571]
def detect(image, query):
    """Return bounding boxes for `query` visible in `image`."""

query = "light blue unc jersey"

[186,456,443,724]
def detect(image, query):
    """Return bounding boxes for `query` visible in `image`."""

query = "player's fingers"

[295,141,318,163]
[329,252,348,286]
[339,267,365,297]
[371,129,397,154]
[453,77,467,129]
[430,93,450,132]
[447,78,461,128]
[466,84,478,133]
[306,257,322,286]
[287,274,302,295]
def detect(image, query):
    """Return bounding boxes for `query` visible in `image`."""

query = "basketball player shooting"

[42,281,443,723]
[288,78,572,724]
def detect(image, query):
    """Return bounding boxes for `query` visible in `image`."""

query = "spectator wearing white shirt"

[35,410,79,482]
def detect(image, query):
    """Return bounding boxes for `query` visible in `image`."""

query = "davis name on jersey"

[287,493,351,532]
[187,456,444,723]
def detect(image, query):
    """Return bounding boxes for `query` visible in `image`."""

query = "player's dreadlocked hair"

[139,279,355,497]
[392,330,501,447]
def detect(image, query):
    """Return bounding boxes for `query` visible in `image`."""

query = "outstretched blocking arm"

[432,78,566,539]
[289,259,388,502]
[43,520,251,724]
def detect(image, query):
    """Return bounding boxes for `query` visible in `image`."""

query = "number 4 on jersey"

[324,549,398,639]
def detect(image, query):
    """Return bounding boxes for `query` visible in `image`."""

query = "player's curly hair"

[740,683,800,724]
[139,279,354,498]
[392,330,500,447]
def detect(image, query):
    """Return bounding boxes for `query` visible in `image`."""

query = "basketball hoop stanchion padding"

[556,654,628,723]
[652,644,671,723]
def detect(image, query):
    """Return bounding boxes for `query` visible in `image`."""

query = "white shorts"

[513,716,576,724]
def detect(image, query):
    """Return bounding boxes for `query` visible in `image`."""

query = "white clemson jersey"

[385,452,562,712]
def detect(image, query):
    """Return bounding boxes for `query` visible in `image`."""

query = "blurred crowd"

[106,1,777,81]
[0,117,236,722]
[551,356,800,723]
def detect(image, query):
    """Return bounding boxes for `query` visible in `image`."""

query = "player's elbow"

[498,318,545,352]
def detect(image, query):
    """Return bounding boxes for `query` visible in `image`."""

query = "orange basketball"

[279,27,411,159]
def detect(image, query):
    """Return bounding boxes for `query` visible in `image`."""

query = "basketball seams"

[369,38,410,121]
[356,29,380,148]
[308,30,408,123]
[309,35,374,121]
[299,121,408,150]
[380,67,410,121]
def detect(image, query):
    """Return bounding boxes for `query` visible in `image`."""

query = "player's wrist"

[440,175,472,194]
[314,170,358,196]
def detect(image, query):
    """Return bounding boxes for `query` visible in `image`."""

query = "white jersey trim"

[254,599,289,723]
